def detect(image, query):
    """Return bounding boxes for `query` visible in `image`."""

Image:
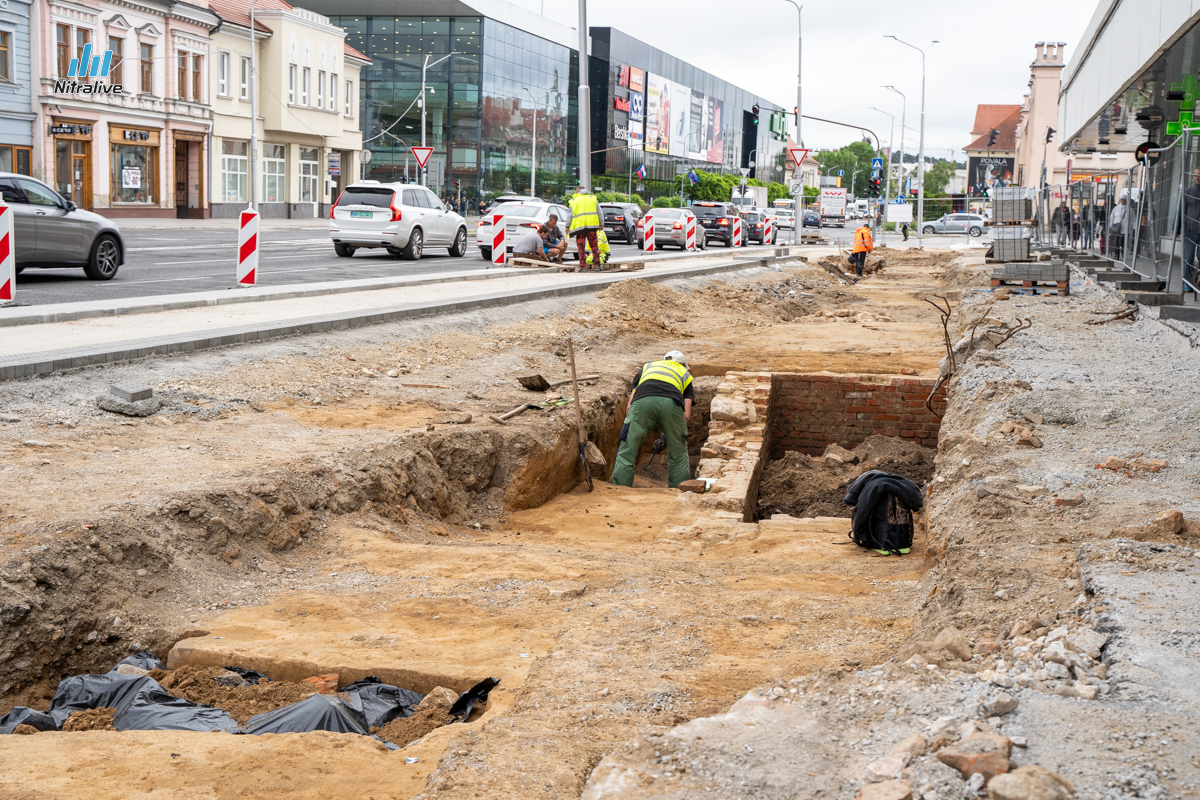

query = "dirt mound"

[371,685,456,746]
[62,707,116,732]
[148,666,317,723]
[755,435,936,520]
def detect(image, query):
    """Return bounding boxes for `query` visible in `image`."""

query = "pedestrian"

[611,351,694,489]
[1108,193,1128,260]
[511,225,550,263]
[542,214,568,262]
[901,221,909,241]
[1052,204,1069,246]
[851,220,873,278]
[568,183,602,269]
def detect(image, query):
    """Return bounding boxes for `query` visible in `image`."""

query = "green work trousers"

[611,395,690,488]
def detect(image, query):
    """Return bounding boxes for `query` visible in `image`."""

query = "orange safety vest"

[852,226,873,253]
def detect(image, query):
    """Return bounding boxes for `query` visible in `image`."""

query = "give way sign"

[788,148,809,166]
[411,146,434,169]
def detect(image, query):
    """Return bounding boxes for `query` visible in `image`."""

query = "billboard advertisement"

[645,73,723,162]
[968,156,1015,194]
[629,67,644,95]
[645,73,669,154]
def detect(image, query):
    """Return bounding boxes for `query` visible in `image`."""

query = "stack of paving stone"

[991,187,1036,262]
[990,259,1070,295]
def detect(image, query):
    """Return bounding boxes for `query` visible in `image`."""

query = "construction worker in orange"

[852,221,873,279]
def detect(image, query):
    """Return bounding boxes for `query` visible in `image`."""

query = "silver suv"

[0,173,124,280]
[330,181,468,261]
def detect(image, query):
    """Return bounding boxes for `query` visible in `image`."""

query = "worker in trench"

[611,351,694,489]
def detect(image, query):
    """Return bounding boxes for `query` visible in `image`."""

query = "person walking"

[611,351,694,489]
[851,221,873,278]
[568,183,602,269]
[901,221,910,241]
[1109,193,1128,260]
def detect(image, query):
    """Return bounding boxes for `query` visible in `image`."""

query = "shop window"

[299,147,319,202]
[112,137,157,204]
[288,65,296,103]
[192,54,202,101]
[0,145,31,176]
[262,144,285,202]
[140,43,153,94]
[301,67,310,106]
[317,70,324,109]
[221,140,248,203]
[108,37,123,85]
[330,74,337,111]
[241,57,250,100]
[177,52,187,98]
[218,52,228,96]
[56,24,70,78]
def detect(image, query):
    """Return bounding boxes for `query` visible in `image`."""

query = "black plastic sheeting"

[223,666,271,686]
[110,651,167,673]
[47,673,162,727]
[240,692,370,735]
[114,685,238,733]
[0,706,57,734]
[341,677,423,728]
[448,678,500,723]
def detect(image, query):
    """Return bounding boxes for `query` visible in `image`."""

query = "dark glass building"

[302,0,787,207]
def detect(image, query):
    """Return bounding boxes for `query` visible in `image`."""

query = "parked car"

[482,194,538,215]
[690,201,744,246]
[740,211,777,245]
[774,209,796,230]
[636,208,707,250]
[0,173,123,280]
[330,181,469,261]
[921,213,988,237]
[802,209,821,228]
[475,200,571,261]
[600,202,641,245]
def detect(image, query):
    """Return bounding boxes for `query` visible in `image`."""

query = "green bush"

[652,195,681,208]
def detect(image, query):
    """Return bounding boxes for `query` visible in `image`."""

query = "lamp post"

[524,88,550,198]
[420,51,457,187]
[884,38,936,243]
[249,0,261,210]
[781,1,803,146]
[870,106,895,218]
[883,85,906,199]
[577,0,592,190]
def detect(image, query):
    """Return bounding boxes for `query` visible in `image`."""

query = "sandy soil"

[0,249,959,797]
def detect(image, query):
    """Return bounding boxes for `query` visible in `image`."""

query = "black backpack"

[850,492,913,555]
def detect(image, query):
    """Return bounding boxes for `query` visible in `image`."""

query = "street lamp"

[780,1,803,146]
[577,0,592,190]
[249,0,262,210]
[883,85,907,197]
[420,51,458,187]
[869,106,894,213]
[524,88,550,198]
[884,38,937,243]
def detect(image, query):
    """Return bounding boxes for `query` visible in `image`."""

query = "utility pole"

[576,0,591,190]
[249,0,260,210]
[781,1,803,146]
[884,85,906,198]
[885,38,937,245]
[420,51,457,187]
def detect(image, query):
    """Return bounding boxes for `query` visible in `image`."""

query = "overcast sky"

[515,0,1094,158]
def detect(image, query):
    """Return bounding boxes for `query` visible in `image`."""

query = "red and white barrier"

[644,216,655,252]
[763,216,773,245]
[0,198,12,302]
[732,216,742,246]
[491,214,506,267]
[237,206,259,286]
[685,216,696,251]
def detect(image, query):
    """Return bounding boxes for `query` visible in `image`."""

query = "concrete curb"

[0,243,790,328]
[0,254,787,381]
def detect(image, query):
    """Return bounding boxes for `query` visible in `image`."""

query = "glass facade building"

[308,1,786,206]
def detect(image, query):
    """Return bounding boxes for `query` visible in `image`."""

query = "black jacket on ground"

[843,470,925,545]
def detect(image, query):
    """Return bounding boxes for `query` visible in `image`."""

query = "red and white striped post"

[763,215,773,245]
[237,205,259,286]
[644,216,655,252]
[491,214,506,267]
[685,216,696,251]
[732,216,743,246]
[0,198,13,303]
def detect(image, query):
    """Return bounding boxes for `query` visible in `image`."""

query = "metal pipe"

[576,0,591,190]
[249,0,259,210]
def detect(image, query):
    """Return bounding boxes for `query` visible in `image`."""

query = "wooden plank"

[510,257,553,268]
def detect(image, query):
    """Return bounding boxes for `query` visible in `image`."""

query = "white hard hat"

[664,350,687,365]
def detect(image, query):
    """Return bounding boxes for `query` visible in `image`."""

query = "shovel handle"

[548,373,599,389]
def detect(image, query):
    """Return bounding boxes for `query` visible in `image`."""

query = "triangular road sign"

[411,146,434,169]
[788,148,809,166]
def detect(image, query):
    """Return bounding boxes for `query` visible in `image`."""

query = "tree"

[923,160,956,197]
[815,141,878,195]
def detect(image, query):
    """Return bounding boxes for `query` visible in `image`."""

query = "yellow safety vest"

[584,228,610,258]
[568,192,601,233]
[637,360,692,394]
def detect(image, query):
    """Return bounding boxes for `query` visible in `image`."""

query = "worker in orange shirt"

[851,221,873,278]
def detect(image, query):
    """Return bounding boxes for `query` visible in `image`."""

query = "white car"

[477,201,572,260]
[773,209,796,229]
[330,181,468,261]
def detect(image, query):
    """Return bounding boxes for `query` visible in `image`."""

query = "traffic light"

[1045,127,1056,144]
[793,106,798,125]
[751,103,760,124]
[987,128,998,147]
[867,177,882,198]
